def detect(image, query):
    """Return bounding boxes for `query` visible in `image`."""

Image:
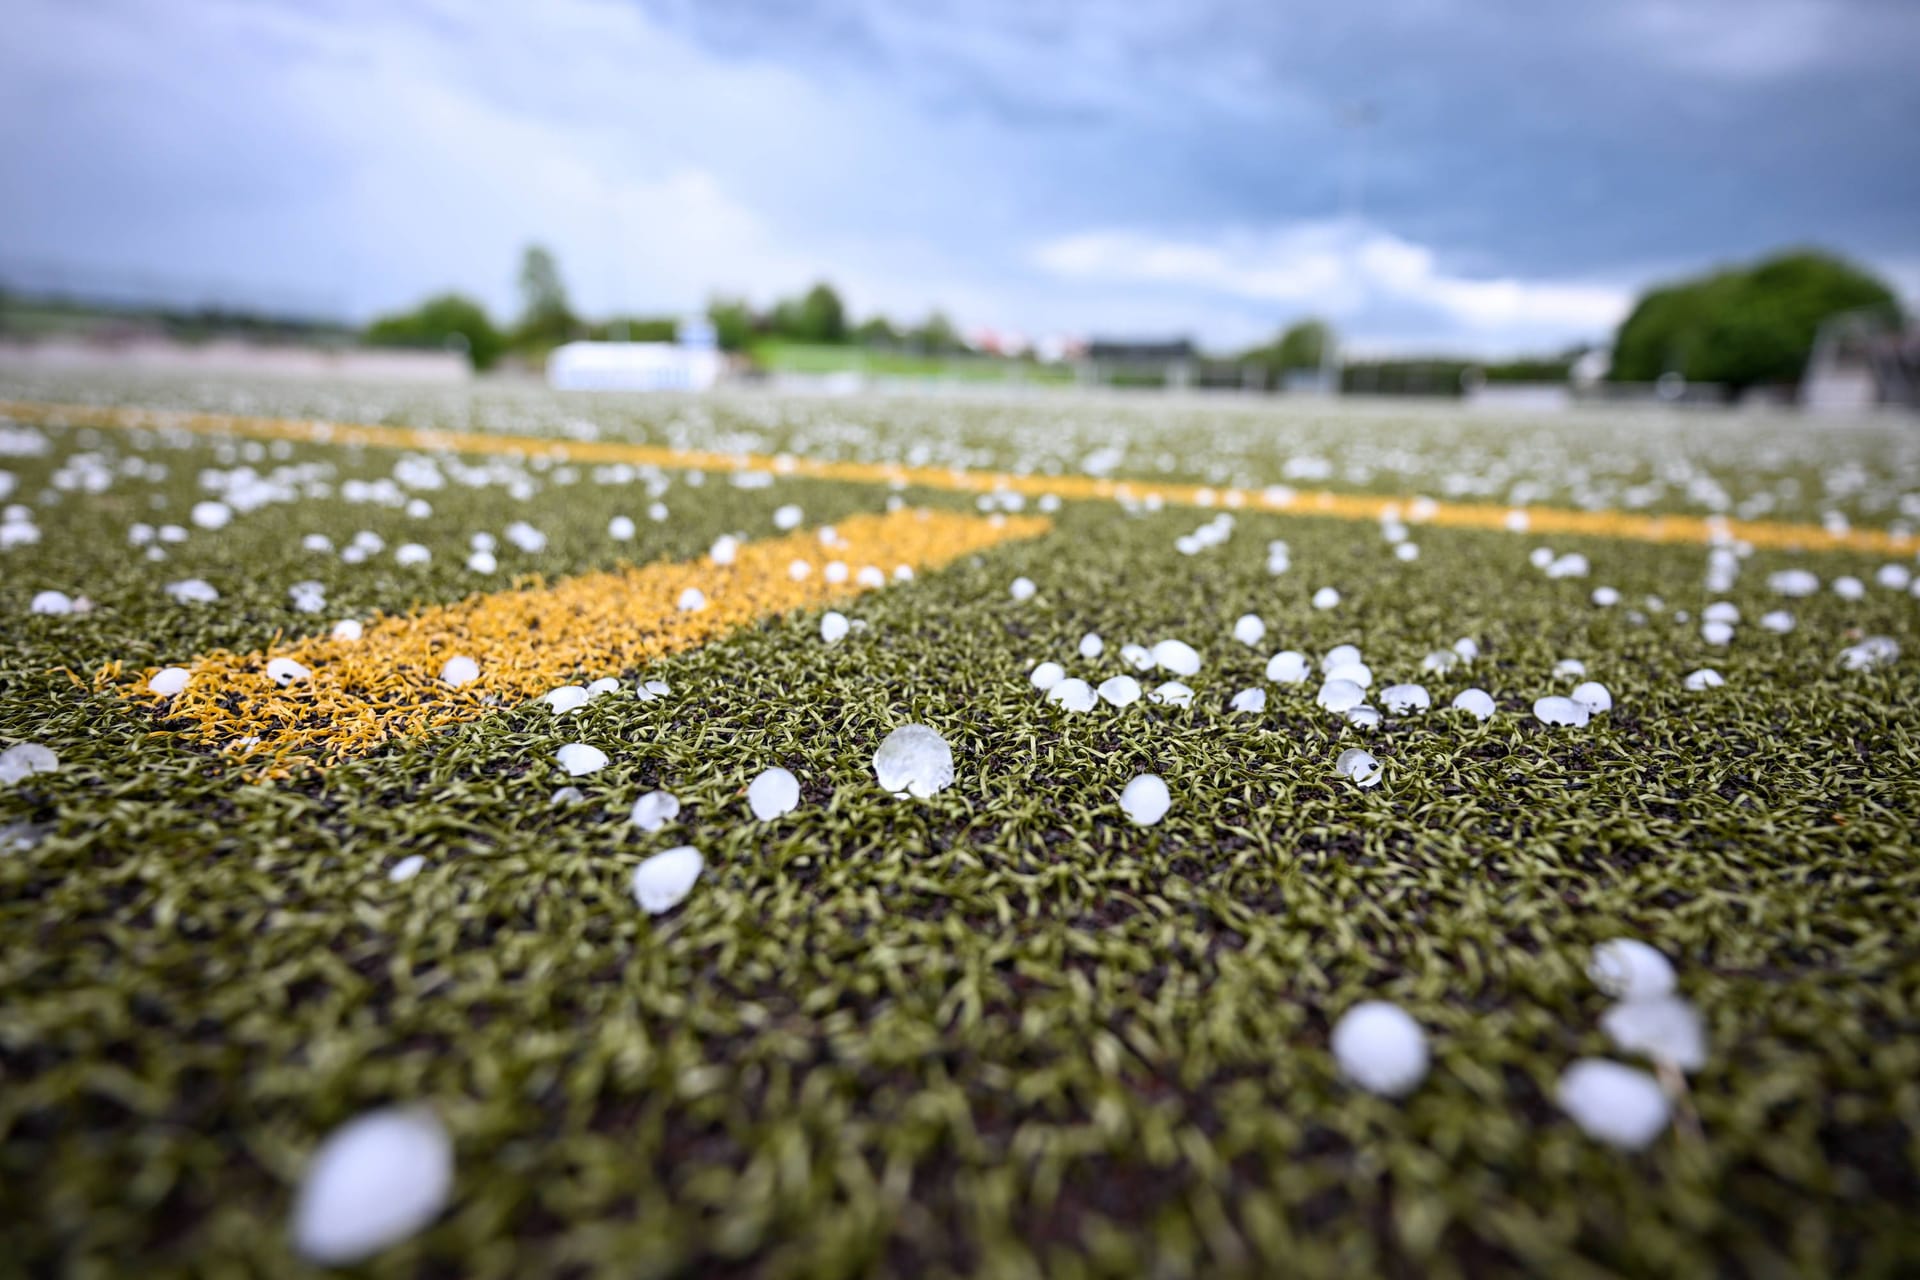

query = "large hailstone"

[1098,675,1142,708]
[1316,679,1365,713]
[1232,614,1266,647]
[1451,688,1495,721]
[1326,661,1373,689]
[545,685,591,714]
[872,724,955,799]
[632,846,703,914]
[630,790,681,832]
[820,611,850,643]
[1682,668,1725,691]
[1587,938,1676,1001]
[290,1106,453,1264]
[1150,681,1194,707]
[1151,639,1201,676]
[440,656,479,688]
[1379,684,1430,714]
[1336,747,1383,788]
[1312,587,1340,610]
[1009,576,1037,602]
[1532,696,1591,728]
[1556,1059,1671,1150]
[0,742,59,786]
[1570,681,1613,714]
[747,767,800,819]
[1330,1001,1429,1097]
[1601,995,1707,1073]
[1046,678,1097,712]
[1029,661,1066,692]
[1079,632,1104,659]
[556,743,609,777]
[1228,688,1266,713]
[1321,645,1362,673]
[1119,774,1171,825]
[267,658,312,687]
[1265,650,1311,684]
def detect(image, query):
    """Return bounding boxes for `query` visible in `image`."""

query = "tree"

[513,244,578,350]
[707,297,756,352]
[1611,250,1900,390]
[769,282,848,344]
[855,314,899,347]
[364,293,504,370]
[910,310,961,355]
[1241,319,1334,372]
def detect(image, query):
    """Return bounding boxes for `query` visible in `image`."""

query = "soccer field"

[3,373,1918,1277]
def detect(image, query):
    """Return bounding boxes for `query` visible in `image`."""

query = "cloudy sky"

[3,0,1916,354]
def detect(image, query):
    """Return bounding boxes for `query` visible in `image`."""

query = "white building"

[547,318,724,392]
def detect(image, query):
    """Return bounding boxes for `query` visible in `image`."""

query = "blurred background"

[2,0,1916,407]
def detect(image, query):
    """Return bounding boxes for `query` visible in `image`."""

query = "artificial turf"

[2,374,1918,1277]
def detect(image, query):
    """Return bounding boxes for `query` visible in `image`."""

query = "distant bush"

[364,293,503,370]
[1611,251,1900,390]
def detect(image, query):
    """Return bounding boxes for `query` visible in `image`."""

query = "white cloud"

[1033,222,1631,348]
[1619,0,1836,81]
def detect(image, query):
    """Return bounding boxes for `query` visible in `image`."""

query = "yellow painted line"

[5,398,1913,556]
[111,508,1050,774]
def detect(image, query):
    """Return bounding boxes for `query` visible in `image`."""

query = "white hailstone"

[1420,649,1460,675]
[1079,632,1104,659]
[1453,637,1480,662]
[1533,696,1591,727]
[608,515,636,541]
[747,767,801,819]
[1120,643,1155,671]
[302,533,334,554]
[190,499,233,530]
[129,523,155,546]
[820,611,850,643]
[290,1106,452,1264]
[1229,688,1267,713]
[440,656,480,688]
[394,543,431,567]
[1588,938,1677,1000]
[1119,774,1172,825]
[1029,661,1066,692]
[1335,747,1384,787]
[855,565,885,588]
[1452,688,1496,721]
[1553,659,1587,678]
[1326,661,1374,689]
[1311,586,1341,610]
[1151,639,1202,676]
[1570,682,1614,714]
[587,678,621,697]
[149,667,191,697]
[1046,678,1097,712]
[1529,546,1555,570]
[1233,614,1266,647]
[635,679,671,701]
[1150,681,1194,707]
[1009,576,1037,602]
[1321,644,1362,673]
[29,590,73,616]
[1840,636,1900,671]
[773,504,804,531]
[1875,563,1911,591]
[817,525,841,547]
[710,534,740,565]
[873,724,956,799]
[1331,1001,1429,1097]
[1700,620,1734,646]
[158,524,189,544]
[556,743,609,777]
[1098,675,1143,707]
[1591,586,1621,607]
[465,551,497,574]
[1266,650,1311,684]
[1394,542,1420,562]
[630,790,682,832]
[544,685,591,714]
[823,561,849,585]
[1317,679,1365,713]
[1546,553,1590,580]
[648,502,669,522]
[1833,575,1866,600]
[676,587,707,613]
[388,855,426,883]
[1683,668,1725,691]
[1602,995,1707,1073]
[0,742,59,785]
[1703,602,1740,624]
[1345,704,1382,729]
[1379,684,1431,714]
[289,582,328,614]
[1768,568,1820,597]
[470,532,496,553]
[632,845,703,915]
[550,786,584,806]
[893,565,914,582]
[340,546,367,566]
[267,658,312,687]
[332,619,364,642]
[166,578,220,604]
[1556,1059,1671,1151]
